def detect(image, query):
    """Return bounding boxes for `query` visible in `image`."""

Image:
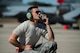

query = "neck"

[30,19,37,25]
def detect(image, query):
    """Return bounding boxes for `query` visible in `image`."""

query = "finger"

[24,47,32,50]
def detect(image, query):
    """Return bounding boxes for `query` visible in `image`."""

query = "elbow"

[48,36,54,41]
[8,38,12,43]
[8,37,15,43]
[48,38,54,41]
[8,34,18,43]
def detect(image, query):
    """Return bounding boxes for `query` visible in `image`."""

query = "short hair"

[28,6,38,12]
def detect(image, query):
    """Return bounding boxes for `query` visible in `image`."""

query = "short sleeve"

[41,29,48,40]
[12,23,25,36]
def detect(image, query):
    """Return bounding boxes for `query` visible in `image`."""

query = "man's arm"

[8,34,25,49]
[8,34,33,50]
[46,24,54,41]
[43,15,54,41]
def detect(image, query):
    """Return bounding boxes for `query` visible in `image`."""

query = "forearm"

[8,34,32,50]
[9,39,25,49]
[46,24,54,41]
[8,34,25,49]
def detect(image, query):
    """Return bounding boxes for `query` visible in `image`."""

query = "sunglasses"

[35,11,41,14]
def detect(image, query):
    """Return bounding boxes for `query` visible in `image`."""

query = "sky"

[22,0,59,5]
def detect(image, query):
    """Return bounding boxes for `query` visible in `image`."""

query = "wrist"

[19,45,25,49]
[22,45,25,49]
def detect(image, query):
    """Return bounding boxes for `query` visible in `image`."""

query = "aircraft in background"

[0,0,80,29]
[54,3,80,29]
[0,0,57,23]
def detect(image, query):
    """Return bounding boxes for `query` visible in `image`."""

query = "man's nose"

[38,12,41,15]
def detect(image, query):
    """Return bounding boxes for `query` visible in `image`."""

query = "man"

[8,6,57,53]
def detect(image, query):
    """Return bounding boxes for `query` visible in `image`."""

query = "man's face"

[31,8,41,20]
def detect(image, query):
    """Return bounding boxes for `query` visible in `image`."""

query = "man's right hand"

[24,45,32,50]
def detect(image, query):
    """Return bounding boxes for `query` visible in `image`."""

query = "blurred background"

[0,0,80,53]
[0,0,80,29]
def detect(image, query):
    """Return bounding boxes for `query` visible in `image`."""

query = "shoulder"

[21,20,29,25]
[14,20,29,30]
[13,20,30,32]
[18,20,29,26]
